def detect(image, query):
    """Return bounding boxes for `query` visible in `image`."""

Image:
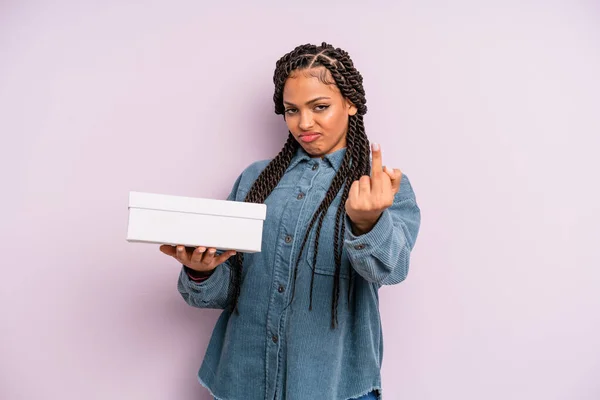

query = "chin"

[299,143,325,158]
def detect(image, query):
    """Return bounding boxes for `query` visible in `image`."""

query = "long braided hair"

[229,42,371,329]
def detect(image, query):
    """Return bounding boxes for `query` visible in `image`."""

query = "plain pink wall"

[1,1,599,399]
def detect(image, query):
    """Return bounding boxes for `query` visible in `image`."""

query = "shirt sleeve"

[178,261,235,309]
[344,173,421,286]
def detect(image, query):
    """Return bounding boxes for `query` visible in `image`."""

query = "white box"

[126,191,267,253]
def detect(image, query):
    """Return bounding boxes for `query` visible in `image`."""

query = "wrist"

[349,213,382,235]
[350,220,375,235]
[184,265,216,279]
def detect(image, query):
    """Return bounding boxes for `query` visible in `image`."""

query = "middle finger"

[190,247,207,263]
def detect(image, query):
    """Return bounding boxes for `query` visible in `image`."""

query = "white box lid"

[128,191,266,220]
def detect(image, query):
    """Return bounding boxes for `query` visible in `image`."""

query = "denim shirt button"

[354,244,366,250]
[312,164,319,171]
[297,193,305,200]
[278,285,285,293]
[285,235,293,243]
[272,334,278,343]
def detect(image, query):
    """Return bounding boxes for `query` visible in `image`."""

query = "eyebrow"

[283,96,331,107]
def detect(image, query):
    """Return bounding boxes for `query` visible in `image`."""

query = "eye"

[285,108,298,115]
[314,105,330,112]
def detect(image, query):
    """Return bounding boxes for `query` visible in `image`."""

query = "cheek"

[319,108,347,134]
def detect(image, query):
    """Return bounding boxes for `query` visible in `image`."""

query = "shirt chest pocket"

[304,200,351,280]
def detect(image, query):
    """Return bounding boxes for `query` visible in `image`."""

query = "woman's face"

[282,67,357,158]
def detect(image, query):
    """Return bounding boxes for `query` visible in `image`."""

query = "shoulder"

[229,158,272,200]
[243,159,271,178]
[239,158,271,184]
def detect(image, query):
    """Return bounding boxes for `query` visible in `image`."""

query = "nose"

[298,111,314,131]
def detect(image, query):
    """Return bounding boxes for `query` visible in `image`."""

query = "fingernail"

[177,246,182,252]
[372,143,380,151]
[209,249,216,254]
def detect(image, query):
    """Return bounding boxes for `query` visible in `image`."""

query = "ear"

[347,99,358,116]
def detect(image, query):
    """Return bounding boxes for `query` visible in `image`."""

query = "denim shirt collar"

[287,145,347,172]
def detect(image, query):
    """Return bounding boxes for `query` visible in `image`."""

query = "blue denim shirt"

[177,146,421,400]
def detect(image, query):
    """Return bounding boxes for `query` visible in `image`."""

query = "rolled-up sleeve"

[345,174,421,286]
[177,261,234,309]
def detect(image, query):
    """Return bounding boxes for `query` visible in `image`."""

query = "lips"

[299,132,321,143]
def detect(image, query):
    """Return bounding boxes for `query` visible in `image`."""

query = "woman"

[160,42,421,400]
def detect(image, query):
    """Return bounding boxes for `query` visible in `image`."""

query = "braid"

[343,115,370,315]
[232,42,371,329]
[229,134,298,314]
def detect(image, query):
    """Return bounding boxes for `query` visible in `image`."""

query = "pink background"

[1,1,599,399]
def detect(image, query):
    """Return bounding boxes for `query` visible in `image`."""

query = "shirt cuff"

[184,265,215,282]
[344,210,395,254]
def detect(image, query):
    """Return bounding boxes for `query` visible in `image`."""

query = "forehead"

[283,67,341,101]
